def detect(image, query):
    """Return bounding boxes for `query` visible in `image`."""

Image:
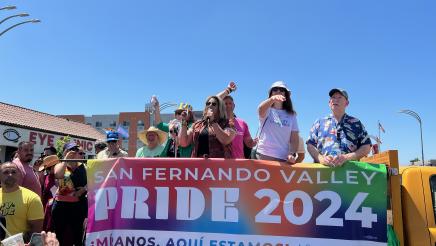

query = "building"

[60,105,203,156]
[0,102,105,162]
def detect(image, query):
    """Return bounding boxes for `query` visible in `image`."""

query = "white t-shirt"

[257,108,299,160]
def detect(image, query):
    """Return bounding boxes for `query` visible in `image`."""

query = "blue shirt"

[307,113,371,156]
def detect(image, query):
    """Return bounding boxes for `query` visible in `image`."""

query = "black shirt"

[197,127,209,157]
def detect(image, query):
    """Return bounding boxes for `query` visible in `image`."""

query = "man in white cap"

[307,88,371,167]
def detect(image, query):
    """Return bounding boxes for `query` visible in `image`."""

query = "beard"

[3,177,17,187]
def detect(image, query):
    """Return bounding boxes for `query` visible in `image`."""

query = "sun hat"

[138,126,168,146]
[38,155,60,172]
[269,81,290,95]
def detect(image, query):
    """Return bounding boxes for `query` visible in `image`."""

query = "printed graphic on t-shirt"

[0,202,16,216]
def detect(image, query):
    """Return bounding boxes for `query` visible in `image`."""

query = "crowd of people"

[0,81,372,245]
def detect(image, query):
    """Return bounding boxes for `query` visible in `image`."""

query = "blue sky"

[1,0,435,164]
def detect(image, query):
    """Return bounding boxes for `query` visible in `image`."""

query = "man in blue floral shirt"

[307,88,371,167]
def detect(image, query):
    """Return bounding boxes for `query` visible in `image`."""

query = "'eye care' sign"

[86,158,387,246]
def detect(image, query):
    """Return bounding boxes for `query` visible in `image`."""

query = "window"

[137,120,144,127]
[109,121,117,127]
[95,121,102,127]
[430,175,436,222]
[123,121,130,127]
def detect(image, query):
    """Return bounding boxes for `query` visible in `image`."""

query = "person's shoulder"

[136,146,145,151]
[344,114,363,124]
[312,114,330,124]
[19,187,41,200]
[96,149,107,159]
[235,117,247,124]
[136,147,145,156]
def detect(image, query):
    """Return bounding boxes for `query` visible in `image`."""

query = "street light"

[0,6,16,11]
[0,19,40,37]
[0,13,29,25]
[399,109,425,165]
[146,102,177,127]
[159,102,178,111]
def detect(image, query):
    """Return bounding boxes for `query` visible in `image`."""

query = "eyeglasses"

[169,129,178,134]
[206,102,217,107]
[107,141,117,144]
[175,111,182,115]
[79,152,86,156]
[271,87,286,93]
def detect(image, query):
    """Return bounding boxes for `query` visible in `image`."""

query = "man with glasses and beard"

[12,141,42,197]
[307,88,371,167]
[96,131,128,159]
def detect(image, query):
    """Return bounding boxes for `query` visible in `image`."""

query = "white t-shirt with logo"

[257,108,299,160]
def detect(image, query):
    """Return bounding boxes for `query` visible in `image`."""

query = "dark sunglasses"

[271,87,286,93]
[175,111,182,115]
[79,152,86,156]
[169,129,178,134]
[69,146,80,152]
[107,140,117,144]
[206,102,217,107]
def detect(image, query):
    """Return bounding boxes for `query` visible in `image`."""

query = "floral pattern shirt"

[307,113,371,156]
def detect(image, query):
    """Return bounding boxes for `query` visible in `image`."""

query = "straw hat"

[38,155,60,172]
[138,126,168,146]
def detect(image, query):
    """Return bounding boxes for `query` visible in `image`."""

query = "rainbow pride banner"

[86,158,387,246]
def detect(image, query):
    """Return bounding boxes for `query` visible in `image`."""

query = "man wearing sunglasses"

[307,88,371,167]
[96,131,128,159]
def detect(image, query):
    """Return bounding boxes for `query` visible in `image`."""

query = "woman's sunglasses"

[206,102,217,106]
[271,87,286,93]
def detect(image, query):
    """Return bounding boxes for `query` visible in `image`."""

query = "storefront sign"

[0,125,96,156]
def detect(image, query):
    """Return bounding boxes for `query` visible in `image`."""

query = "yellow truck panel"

[363,151,436,246]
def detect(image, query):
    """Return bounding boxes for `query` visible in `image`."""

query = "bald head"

[0,162,20,189]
